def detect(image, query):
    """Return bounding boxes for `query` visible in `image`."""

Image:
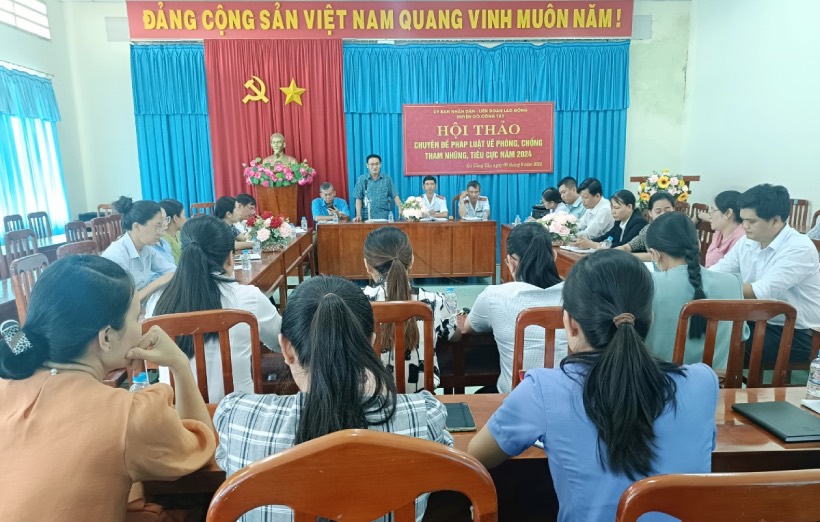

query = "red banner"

[403,103,554,176]
[127,1,633,40]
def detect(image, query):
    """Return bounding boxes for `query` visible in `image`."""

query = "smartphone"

[444,402,476,432]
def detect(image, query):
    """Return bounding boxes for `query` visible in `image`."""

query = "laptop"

[732,401,820,443]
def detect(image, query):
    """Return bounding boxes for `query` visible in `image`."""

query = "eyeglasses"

[153,216,171,232]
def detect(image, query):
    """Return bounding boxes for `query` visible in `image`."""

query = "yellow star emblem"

[279,78,307,106]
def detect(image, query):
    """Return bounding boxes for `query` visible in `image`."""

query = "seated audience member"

[704,190,745,268]
[214,275,453,522]
[458,180,490,219]
[146,216,281,403]
[460,222,568,393]
[311,182,351,223]
[467,249,718,522]
[558,176,586,219]
[574,190,647,249]
[711,184,820,363]
[576,178,614,239]
[215,195,253,251]
[645,212,746,368]
[154,198,186,264]
[419,175,448,218]
[0,255,215,521]
[234,193,257,235]
[362,227,460,392]
[616,191,677,258]
[102,196,175,302]
[542,187,568,214]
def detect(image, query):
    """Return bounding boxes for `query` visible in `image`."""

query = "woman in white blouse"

[146,215,281,402]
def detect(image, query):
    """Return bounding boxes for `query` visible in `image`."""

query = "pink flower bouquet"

[536,213,579,244]
[242,158,317,188]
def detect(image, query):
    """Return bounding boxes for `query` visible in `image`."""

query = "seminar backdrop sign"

[403,102,554,176]
[127,1,633,40]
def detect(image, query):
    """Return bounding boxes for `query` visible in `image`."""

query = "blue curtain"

[343,42,629,256]
[130,44,214,213]
[0,66,69,239]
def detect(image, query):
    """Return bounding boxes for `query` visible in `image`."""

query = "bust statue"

[262,133,298,165]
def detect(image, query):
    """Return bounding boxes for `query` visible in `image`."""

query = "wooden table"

[500,224,584,282]
[317,221,497,282]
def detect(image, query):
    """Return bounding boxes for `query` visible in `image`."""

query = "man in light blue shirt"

[311,182,350,223]
[352,154,402,221]
[558,176,586,220]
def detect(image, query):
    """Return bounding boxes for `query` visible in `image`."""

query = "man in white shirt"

[459,180,490,219]
[419,176,448,218]
[576,178,613,239]
[558,176,586,220]
[711,184,820,363]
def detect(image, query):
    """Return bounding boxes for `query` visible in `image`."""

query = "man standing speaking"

[352,154,402,221]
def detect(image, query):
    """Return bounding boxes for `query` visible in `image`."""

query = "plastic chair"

[789,199,809,233]
[616,468,820,522]
[3,214,24,233]
[372,301,436,393]
[57,240,98,259]
[97,203,113,217]
[511,306,565,389]
[27,212,52,238]
[64,220,91,243]
[141,309,263,402]
[10,253,49,324]
[4,229,39,266]
[672,300,797,388]
[205,429,498,522]
[90,216,112,253]
[191,202,216,216]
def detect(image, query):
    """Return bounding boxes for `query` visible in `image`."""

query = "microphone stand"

[364,178,371,222]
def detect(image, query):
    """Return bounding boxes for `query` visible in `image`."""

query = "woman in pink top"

[705,190,746,267]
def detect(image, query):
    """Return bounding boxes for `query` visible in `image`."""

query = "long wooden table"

[317,221,497,282]
[500,224,584,282]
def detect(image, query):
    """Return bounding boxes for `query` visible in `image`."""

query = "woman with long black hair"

[468,249,718,522]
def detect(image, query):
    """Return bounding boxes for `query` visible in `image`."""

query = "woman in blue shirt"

[468,249,718,522]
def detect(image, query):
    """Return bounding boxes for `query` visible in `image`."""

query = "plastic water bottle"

[600,236,613,249]
[444,287,458,315]
[241,249,251,271]
[252,238,261,256]
[808,355,820,398]
[513,215,522,227]
[129,372,150,393]
[387,212,394,223]
[300,216,308,231]
[332,211,339,224]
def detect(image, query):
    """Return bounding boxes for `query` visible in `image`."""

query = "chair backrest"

[141,309,262,402]
[4,229,39,264]
[90,216,112,252]
[10,253,49,324]
[789,198,809,233]
[672,299,797,388]
[191,202,216,216]
[206,429,498,522]
[674,201,690,215]
[27,211,52,238]
[812,209,820,230]
[512,306,565,389]
[691,202,708,221]
[812,238,820,260]
[695,220,714,265]
[105,213,123,241]
[3,214,24,233]
[616,468,820,522]
[97,203,113,217]
[451,195,461,220]
[64,220,90,243]
[371,301,435,393]
[56,240,98,259]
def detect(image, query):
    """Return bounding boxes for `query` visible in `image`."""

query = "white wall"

[681,0,820,212]
[0,0,87,217]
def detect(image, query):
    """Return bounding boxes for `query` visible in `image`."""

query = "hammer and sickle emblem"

[242,76,269,104]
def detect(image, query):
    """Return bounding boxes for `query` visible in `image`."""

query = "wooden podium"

[256,184,298,223]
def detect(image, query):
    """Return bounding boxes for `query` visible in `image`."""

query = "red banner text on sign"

[127,1,633,40]
[403,103,554,176]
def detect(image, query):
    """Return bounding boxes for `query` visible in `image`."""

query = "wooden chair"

[4,229,39,266]
[205,429,498,522]
[90,216,112,253]
[812,209,820,230]
[672,300,797,388]
[56,240,98,259]
[27,211,52,238]
[105,214,123,241]
[511,306,565,389]
[451,195,461,220]
[10,253,49,324]
[3,214,24,233]
[97,203,113,217]
[64,220,90,243]
[674,201,690,215]
[696,220,714,265]
[789,198,809,233]
[372,301,435,393]
[616,468,820,522]
[141,310,262,403]
[691,202,709,221]
[191,202,215,216]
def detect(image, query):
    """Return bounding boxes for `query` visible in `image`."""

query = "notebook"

[732,401,820,442]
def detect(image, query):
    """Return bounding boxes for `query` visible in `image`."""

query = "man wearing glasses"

[352,154,402,222]
[311,182,350,223]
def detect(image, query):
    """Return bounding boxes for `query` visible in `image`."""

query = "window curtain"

[343,42,629,249]
[0,66,69,238]
[130,44,214,213]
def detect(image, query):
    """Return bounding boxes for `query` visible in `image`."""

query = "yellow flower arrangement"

[636,169,691,210]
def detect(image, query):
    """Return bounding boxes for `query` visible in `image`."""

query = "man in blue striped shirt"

[352,154,402,221]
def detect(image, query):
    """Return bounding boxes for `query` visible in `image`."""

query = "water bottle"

[300,216,308,231]
[332,211,339,224]
[387,212,394,223]
[242,249,251,271]
[444,287,458,315]
[252,238,261,256]
[513,215,522,227]
[600,236,613,249]
[129,372,150,393]
[808,354,820,398]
